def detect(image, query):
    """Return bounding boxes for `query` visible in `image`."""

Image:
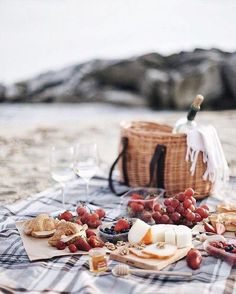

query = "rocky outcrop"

[1,49,236,109]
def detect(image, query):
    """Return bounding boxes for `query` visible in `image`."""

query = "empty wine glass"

[74,143,98,204]
[50,146,75,208]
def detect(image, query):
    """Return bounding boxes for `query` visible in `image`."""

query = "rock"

[170,59,223,109]
[0,84,5,101]
[1,49,236,109]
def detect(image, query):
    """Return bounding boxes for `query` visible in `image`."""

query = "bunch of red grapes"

[153,188,209,227]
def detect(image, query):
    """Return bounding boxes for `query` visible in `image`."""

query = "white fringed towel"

[186,125,229,184]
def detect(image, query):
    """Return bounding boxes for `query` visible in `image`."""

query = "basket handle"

[108,137,129,196]
[149,144,166,189]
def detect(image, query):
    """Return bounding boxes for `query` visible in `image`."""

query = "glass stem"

[61,183,66,208]
[85,180,90,205]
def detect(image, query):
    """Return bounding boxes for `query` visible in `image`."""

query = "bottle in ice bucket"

[172,94,204,134]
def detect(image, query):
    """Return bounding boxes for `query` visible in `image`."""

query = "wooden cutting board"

[110,246,192,270]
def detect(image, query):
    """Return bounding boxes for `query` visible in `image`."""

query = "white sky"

[0,0,236,84]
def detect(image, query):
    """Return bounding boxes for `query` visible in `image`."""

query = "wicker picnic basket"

[109,121,212,199]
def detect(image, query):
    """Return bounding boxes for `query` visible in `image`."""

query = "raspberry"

[87,236,104,248]
[114,219,130,232]
[68,244,77,253]
[94,208,106,219]
[56,240,66,250]
[74,237,91,251]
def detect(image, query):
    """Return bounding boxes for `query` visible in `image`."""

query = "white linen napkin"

[186,125,229,186]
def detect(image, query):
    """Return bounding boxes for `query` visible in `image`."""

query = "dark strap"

[149,144,166,188]
[108,137,129,196]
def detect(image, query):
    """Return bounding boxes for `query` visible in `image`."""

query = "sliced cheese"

[151,224,166,243]
[173,225,192,248]
[129,247,153,259]
[128,219,151,244]
[164,226,176,246]
[142,243,177,259]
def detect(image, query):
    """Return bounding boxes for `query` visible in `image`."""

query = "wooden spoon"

[112,264,192,278]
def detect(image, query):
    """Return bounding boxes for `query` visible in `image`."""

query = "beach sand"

[0,103,235,204]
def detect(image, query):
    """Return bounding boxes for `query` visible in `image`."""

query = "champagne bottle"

[172,95,204,134]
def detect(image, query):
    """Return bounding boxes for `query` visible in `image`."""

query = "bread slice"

[129,248,153,259]
[31,229,56,238]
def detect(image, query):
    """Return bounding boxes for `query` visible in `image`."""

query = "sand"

[0,103,235,205]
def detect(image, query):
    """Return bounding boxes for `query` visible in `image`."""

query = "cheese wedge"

[142,243,177,259]
[128,219,152,244]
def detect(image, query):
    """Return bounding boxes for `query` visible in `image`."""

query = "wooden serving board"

[110,246,192,270]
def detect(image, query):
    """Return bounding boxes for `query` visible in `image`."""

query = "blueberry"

[105,227,109,232]
[111,226,115,230]
[225,245,234,252]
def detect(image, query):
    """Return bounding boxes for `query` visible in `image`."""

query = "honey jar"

[89,248,108,273]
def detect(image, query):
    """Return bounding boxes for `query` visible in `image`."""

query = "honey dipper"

[112,264,192,278]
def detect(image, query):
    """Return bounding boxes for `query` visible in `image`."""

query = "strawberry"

[81,212,90,224]
[56,240,66,250]
[131,193,143,200]
[204,222,216,234]
[144,199,155,210]
[59,211,73,222]
[76,206,87,216]
[68,244,77,253]
[75,218,83,225]
[74,237,91,251]
[215,223,226,235]
[94,208,106,219]
[88,213,99,222]
[88,235,104,248]
[87,219,101,229]
[129,202,144,213]
[114,219,130,232]
[86,229,97,238]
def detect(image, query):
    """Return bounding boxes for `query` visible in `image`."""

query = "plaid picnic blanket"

[1,177,236,294]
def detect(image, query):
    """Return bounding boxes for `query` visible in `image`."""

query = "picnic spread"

[1,112,236,294]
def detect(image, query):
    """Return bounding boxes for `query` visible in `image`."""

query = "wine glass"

[50,146,75,208]
[74,143,98,205]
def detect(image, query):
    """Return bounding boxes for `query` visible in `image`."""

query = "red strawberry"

[75,218,83,225]
[59,211,73,221]
[87,235,104,248]
[215,223,226,235]
[76,206,87,216]
[74,237,91,251]
[56,240,66,250]
[68,244,77,253]
[114,219,130,232]
[144,199,155,210]
[131,193,143,200]
[81,212,90,224]
[129,202,144,213]
[87,219,101,229]
[204,222,216,234]
[94,208,106,219]
[88,213,99,222]
[86,229,97,238]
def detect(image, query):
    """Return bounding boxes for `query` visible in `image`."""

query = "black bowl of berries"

[98,218,133,244]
